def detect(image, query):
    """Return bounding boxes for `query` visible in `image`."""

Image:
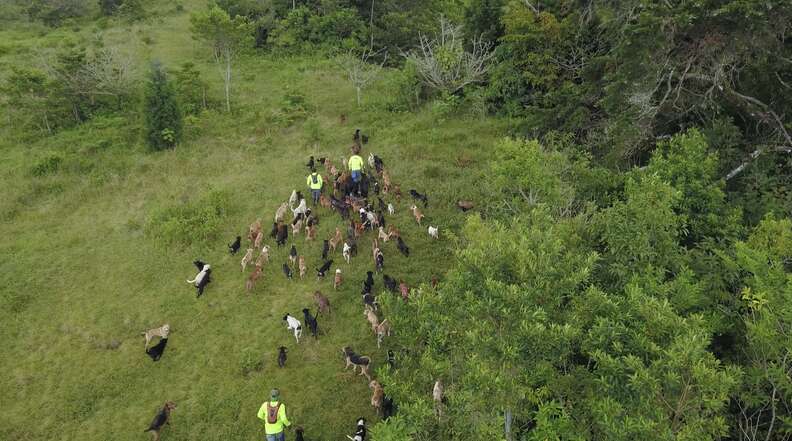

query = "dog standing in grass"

[144,401,176,441]
[142,324,170,350]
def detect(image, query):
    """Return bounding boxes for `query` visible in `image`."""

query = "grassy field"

[0,2,509,440]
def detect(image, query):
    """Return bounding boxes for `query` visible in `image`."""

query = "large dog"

[144,401,176,441]
[283,314,303,343]
[346,417,367,441]
[302,308,319,338]
[342,346,371,381]
[141,324,170,350]
[186,260,211,297]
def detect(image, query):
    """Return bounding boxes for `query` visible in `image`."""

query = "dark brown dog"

[144,401,176,441]
[314,290,331,315]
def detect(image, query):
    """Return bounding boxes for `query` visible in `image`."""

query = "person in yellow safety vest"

[257,389,291,441]
[306,168,323,206]
[348,151,364,184]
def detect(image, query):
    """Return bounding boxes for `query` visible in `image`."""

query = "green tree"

[26,0,88,26]
[190,5,253,112]
[173,62,210,115]
[143,62,182,150]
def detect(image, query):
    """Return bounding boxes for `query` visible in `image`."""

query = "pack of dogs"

[141,138,467,439]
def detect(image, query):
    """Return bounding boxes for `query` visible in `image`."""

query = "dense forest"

[1,0,791,440]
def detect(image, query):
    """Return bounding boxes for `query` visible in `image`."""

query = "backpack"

[266,403,281,424]
[311,173,318,185]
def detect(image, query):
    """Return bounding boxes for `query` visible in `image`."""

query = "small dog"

[142,324,170,350]
[314,290,331,315]
[144,401,176,441]
[369,380,384,414]
[255,245,270,267]
[187,260,211,297]
[387,203,395,215]
[457,200,474,211]
[329,228,343,253]
[393,185,402,203]
[376,319,391,348]
[409,189,428,207]
[254,230,264,249]
[383,274,398,293]
[387,350,396,369]
[291,218,303,236]
[377,196,387,213]
[364,271,374,292]
[228,236,241,254]
[362,292,377,310]
[306,223,317,240]
[298,256,306,279]
[289,189,298,208]
[322,239,330,260]
[433,379,444,418]
[410,205,424,226]
[387,225,400,239]
[292,198,308,219]
[375,250,384,272]
[431,275,439,289]
[319,194,331,209]
[277,346,287,368]
[283,314,302,343]
[343,242,352,263]
[334,268,343,289]
[276,223,288,246]
[399,281,409,301]
[269,222,279,238]
[377,226,390,243]
[302,308,319,338]
[381,169,392,193]
[249,219,262,242]
[146,337,168,361]
[428,226,439,239]
[241,248,254,272]
[342,347,371,381]
[317,260,333,279]
[275,202,288,223]
[246,264,263,293]
[364,306,379,332]
[295,426,305,441]
[396,237,410,257]
[289,245,298,267]
[282,263,293,280]
[346,417,367,441]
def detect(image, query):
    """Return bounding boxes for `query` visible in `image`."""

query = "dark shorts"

[351,170,362,182]
[266,432,285,441]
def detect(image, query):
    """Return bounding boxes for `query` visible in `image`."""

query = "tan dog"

[371,239,380,264]
[241,248,254,272]
[141,324,170,350]
[377,226,390,243]
[248,219,262,242]
[369,380,384,414]
[274,202,288,223]
[319,194,331,209]
[255,246,270,267]
[393,185,402,203]
[329,228,343,253]
[314,291,331,315]
[292,218,303,236]
[298,256,306,279]
[411,205,424,226]
[376,319,391,348]
[387,225,400,239]
[305,223,316,241]
[334,268,342,290]
[433,379,444,418]
[382,169,391,194]
[245,264,262,293]
[364,305,379,333]
[342,346,371,381]
[253,230,264,249]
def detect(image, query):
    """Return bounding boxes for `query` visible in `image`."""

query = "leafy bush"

[145,189,230,246]
[26,0,89,26]
[30,154,63,176]
[144,62,182,150]
[238,347,265,377]
[269,6,364,53]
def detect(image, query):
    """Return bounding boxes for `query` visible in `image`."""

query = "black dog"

[383,274,398,293]
[189,260,211,297]
[364,271,374,292]
[409,189,428,208]
[295,427,305,441]
[349,417,367,441]
[228,236,241,254]
[375,252,384,272]
[317,260,333,279]
[322,239,329,260]
[396,236,409,257]
[362,292,377,310]
[372,155,383,174]
[377,211,386,228]
[290,245,298,263]
[382,395,395,420]
[269,222,279,238]
[387,350,395,369]
[276,224,288,246]
[306,155,314,170]
[146,338,168,361]
[278,346,287,367]
[282,263,293,280]
[302,308,319,338]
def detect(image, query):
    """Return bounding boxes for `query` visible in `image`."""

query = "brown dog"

[144,401,176,441]
[342,346,371,381]
[142,324,170,350]
[305,223,317,241]
[393,185,402,203]
[329,228,343,253]
[387,225,400,239]
[364,305,379,333]
[334,268,342,290]
[254,230,264,249]
[248,219,262,242]
[298,256,306,279]
[314,290,331,315]
[381,169,391,194]
[376,319,391,348]
[255,246,270,267]
[241,248,254,272]
[319,194,331,209]
[370,380,384,414]
[399,282,409,301]
[246,264,263,293]
[411,205,424,226]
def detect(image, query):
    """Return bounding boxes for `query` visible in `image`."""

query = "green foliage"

[116,0,145,21]
[30,154,64,176]
[145,189,230,246]
[99,0,122,16]
[269,6,365,53]
[173,62,210,115]
[463,0,504,44]
[143,62,182,150]
[26,0,89,26]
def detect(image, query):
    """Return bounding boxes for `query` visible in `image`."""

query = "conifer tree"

[143,62,182,150]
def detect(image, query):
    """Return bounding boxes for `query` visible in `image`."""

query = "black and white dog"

[302,308,319,338]
[346,417,367,441]
[228,236,241,254]
[186,260,211,297]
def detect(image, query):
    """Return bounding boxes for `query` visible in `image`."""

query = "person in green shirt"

[257,389,291,441]
[306,168,323,206]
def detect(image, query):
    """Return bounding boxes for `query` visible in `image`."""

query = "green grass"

[0,3,508,440]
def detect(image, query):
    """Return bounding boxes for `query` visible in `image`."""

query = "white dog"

[288,189,298,208]
[387,203,395,215]
[428,226,439,239]
[292,198,307,219]
[343,242,352,264]
[283,313,303,344]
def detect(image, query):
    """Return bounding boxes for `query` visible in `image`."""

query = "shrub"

[30,154,63,176]
[145,189,230,246]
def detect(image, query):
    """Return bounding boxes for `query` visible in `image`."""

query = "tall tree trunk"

[224,53,232,113]
[369,0,375,50]
[356,86,361,107]
[505,408,513,441]
[292,0,295,9]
